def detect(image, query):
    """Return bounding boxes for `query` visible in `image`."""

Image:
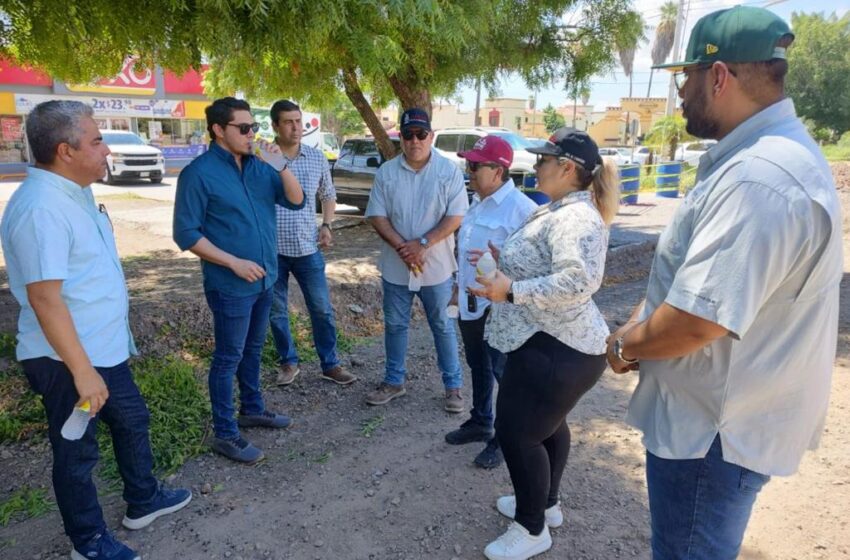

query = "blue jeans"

[205,288,273,440]
[21,358,158,549]
[381,277,462,389]
[458,310,505,427]
[647,435,771,560]
[269,251,340,372]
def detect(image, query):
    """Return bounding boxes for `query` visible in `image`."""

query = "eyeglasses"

[227,122,261,135]
[673,63,713,90]
[467,161,500,172]
[401,129,430,141]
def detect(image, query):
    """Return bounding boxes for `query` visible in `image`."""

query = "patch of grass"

[98,193,145,201]
[313,451,332,464]
[260,312,358,369]
[0,486,54,526]
[360,414,384,438]
[97,355,209,482]
[0,371,46,443]
[823,144,850,162]
[0,333,16,360]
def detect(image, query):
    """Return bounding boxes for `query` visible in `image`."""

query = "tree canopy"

[785,12,850,137]
[1,0,644,156]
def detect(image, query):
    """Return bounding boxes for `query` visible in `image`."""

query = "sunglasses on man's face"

[401,129,429,141]
[467,161,500,173]
[227,122,261,135]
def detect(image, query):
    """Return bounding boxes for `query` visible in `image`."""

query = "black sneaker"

[474,438,504,469]
[445,419,494,445]
[210,435,265,464]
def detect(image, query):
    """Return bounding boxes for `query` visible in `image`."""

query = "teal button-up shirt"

[1,167,137,367]
[173,142,305,296]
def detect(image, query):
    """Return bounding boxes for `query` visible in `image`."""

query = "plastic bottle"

[476,251,498,279]
[61,401,92,441]
[408,265,422,292]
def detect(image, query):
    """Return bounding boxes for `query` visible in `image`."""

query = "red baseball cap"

[458,135,513,167]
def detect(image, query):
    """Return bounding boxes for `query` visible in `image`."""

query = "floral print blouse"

[485,190,610,355]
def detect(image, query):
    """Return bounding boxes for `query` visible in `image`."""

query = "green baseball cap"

[655,6,794,71]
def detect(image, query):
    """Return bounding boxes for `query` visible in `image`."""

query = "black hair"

[270,99,301,124]
[206,97,251,140]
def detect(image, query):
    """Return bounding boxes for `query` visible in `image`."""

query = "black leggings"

[495,332,606,535]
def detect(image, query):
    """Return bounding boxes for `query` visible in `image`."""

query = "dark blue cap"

[400,108,431,132]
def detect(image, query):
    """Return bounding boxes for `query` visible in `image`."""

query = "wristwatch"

[321,223,332,230]
[614,336,638,364]
[506,284,515,304]
[419,237,429,248]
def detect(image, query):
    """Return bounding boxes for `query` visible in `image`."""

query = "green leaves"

[786,12,850,136]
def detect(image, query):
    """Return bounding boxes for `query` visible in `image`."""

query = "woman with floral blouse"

[468,128,620,560]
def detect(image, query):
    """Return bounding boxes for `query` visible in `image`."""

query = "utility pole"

[665,0,688,116]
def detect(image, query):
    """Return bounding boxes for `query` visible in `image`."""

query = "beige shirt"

[365,149,468,287]
[626,100,844,476]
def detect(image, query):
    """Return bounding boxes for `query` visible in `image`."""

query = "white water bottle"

[476,251,498,279]
[61,401,92,441]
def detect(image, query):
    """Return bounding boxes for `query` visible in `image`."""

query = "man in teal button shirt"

[173,97,305,464]
[2,100,191,560]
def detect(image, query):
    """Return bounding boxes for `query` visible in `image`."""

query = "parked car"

[331,136,401,212]
[432,127,537,185]
[598,147,635,166]
[674,140,717,164]
[332,134,474,213]
[632,146,653,165]
[100,130,165,184]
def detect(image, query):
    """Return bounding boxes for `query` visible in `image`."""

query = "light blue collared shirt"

[626,99,843,476]
[1,167,137,367]
[457,179,537,321]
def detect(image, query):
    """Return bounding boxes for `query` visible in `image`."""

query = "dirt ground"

[0,165,848,560]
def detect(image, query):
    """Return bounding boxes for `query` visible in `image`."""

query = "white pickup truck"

[100,130,165,184]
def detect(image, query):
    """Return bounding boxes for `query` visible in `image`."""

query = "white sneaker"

[496,495,564,528]
[484,522,552,560]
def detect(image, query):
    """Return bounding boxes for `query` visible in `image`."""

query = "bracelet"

[321,223,332,230]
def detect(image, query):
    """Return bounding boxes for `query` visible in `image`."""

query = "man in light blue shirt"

[364,108,469,411]
[606,8,843,559]
[444,135,536,469]
[1,100,190,560]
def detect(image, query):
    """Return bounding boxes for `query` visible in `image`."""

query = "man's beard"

[683,80,720,139]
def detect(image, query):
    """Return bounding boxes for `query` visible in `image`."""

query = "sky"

[452,0,849,112]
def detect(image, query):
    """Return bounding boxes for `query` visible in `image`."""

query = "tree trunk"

[646,69,655,98]
[341,67,398,160]
[387,72,432,115]
[474,77,482,127]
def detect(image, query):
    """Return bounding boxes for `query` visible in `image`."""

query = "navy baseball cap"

[400,108,431,132]
[527,127,602,172]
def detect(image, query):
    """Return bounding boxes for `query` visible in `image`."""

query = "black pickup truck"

[331,137,401,212]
